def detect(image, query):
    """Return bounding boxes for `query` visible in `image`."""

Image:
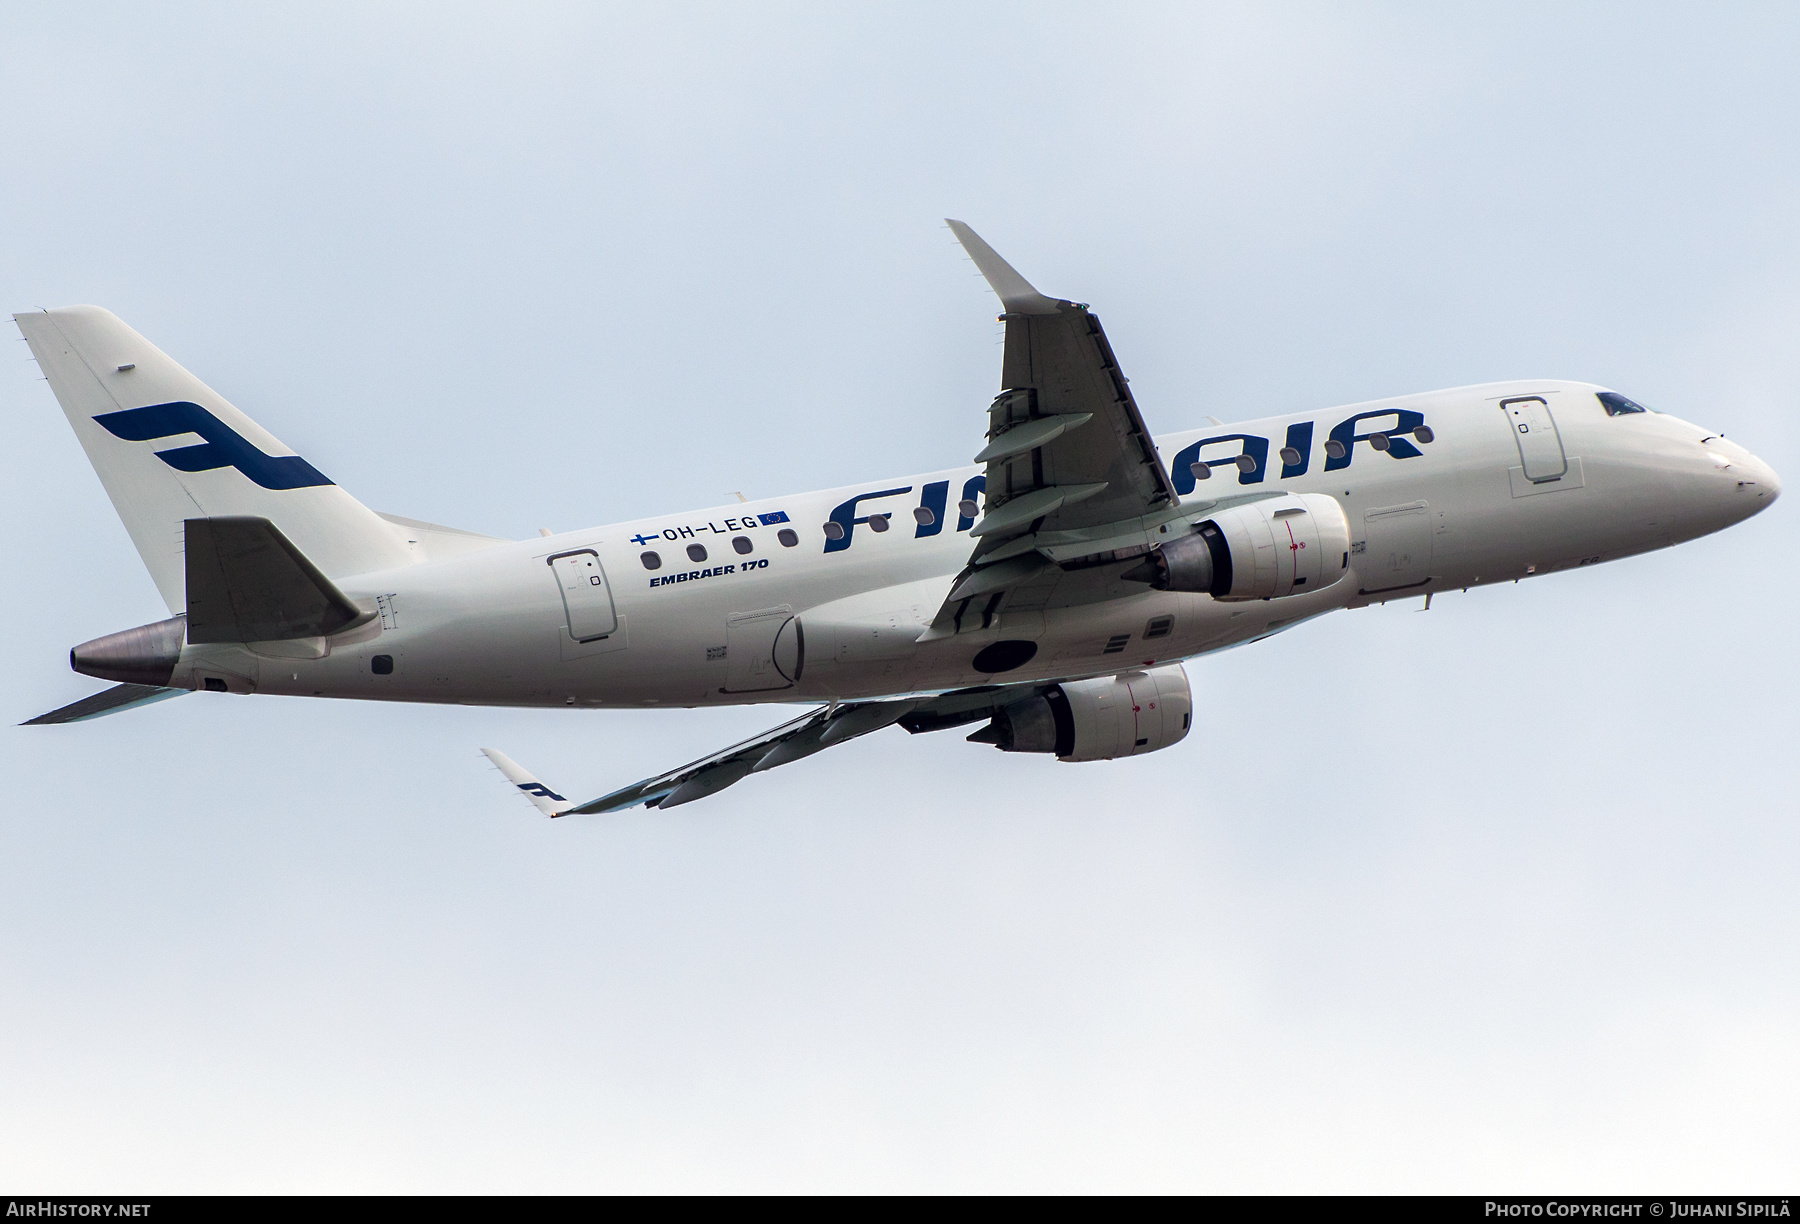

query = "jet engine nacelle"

[969,663,1192,762]
[1123,493,1351,601]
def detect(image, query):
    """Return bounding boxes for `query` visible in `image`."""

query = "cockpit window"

[1598,391,1650,416]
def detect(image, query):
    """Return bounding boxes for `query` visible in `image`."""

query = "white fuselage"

[174,379,1778,709]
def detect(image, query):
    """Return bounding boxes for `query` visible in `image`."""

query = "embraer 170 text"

[19,223,1781,813]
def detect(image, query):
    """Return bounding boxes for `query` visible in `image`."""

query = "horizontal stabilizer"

[22,683,187,725]
[185,516,371,643]
[480,748,575,817]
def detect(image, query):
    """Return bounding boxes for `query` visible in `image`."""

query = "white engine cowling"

[1125,492,1351,601]
[969,663,1192,762]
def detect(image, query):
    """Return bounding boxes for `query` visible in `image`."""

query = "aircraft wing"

[484,685,1039,815]
[926,223,1194,638]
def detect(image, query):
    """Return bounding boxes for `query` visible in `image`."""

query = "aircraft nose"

[1755,454,1781,502]
[1732,449,1780,506]
[1702,436,1779,518]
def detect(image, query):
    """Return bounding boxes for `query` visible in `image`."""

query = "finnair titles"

[18,222,1780,814]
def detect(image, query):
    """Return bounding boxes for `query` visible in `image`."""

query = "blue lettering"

[957,474,986,532]
[653,564,751,589]
[1324,409,1424,471]
[1280,421,1313,478]
[93,402,334,490]
[823,486,913,554]
[1171,434,1269,493]
[916,480,948,538]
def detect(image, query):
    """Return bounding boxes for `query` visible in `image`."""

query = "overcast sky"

[2,2,1796,1192]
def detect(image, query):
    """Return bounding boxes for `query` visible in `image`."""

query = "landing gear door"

[1358,501,1432,594]
[548,550,618,642]
[723,607,795,693]
[1501,395,1568,483]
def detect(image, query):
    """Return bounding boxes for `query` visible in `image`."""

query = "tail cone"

[71,615,186,687]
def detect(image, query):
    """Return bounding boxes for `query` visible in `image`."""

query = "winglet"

[945,220,1064,315]
[481,748,575,817]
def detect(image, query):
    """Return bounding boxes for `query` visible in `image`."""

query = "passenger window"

[1144,615,1173,640]
[868,514,890,533]
[640,550,661,570]
[732,536,753,555]
[778,528,799,548]
[686,543,707,563]
[1598,391,1650,416]
[913,506,936,525]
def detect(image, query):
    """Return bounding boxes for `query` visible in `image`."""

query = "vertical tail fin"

[16,306,415,612]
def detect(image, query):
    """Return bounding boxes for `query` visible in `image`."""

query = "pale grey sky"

[2,2,1795,1192]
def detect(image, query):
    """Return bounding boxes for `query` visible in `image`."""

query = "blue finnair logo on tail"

[93,401,333,490]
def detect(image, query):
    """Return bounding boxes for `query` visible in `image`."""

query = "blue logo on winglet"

[93,401,333,490]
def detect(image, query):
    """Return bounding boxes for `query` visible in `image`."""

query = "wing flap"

[972,412,1093,464]
[970,481,1108,538]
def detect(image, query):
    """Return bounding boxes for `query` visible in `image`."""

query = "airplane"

[16,221,1781,814]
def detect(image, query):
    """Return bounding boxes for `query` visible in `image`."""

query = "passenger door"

[548,550,618,642]
[1501,395,1568,482]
